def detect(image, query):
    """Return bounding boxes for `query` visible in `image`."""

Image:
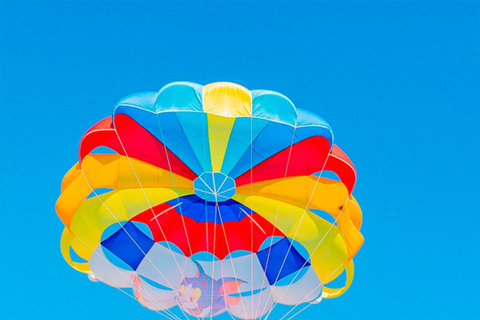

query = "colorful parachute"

[56,82,363,319]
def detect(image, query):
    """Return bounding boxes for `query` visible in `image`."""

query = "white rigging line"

[211,170,249,320]
[218,254,241,320]
[239,207,266,235]
[263,188,352,320]
[153,112,195,257]
[71,221,183,320]
[199,111,248,320]
[277,262,346,320]
[260,130,335,320]
[200,112,215,320]
[254,126,298,319]
[79,171,192,320]
[215,202,249,320]
[216,173,230,192]
[150,110,219,320]
[198,175,215,193]
[250,115,254,318]
[111,114,204,320]
[150,202,183,221]
[209,184,218,320]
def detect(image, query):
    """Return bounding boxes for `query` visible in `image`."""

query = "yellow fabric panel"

[60,228,92,273]
[60,163,82,192]
[69,188,191,262]
[56,169,93,229]
[56,154,194,229]
[81,154,193,190]
[322,260,354,299]
[348,196,362,230]
[203,82,252,117]
[236,176,363,262]
[338,199,364,261]
[207,113,236,171]
[285,211,335,253]
[236,176,349,218]
[232,193,347,282]
[310,231,348,282]
[232,194,307,233]
[288,212,348,281]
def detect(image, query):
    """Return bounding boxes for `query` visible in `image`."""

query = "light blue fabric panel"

[296,108,333,144]
[296,108,329,128]
[228,121,297,178]
[112,86,334,180]
[220,117,269,176]
[151,112,204,175]
[251,90,298,126]
[227,123,333,179]
[294,126,333,147]
[115,104,204,175]
[114,92,157,127]
[175,112,212,172]
[154,82,203,112]
[115,91,157,113]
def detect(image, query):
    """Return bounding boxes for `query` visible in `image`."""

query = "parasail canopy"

[56,82,364,319]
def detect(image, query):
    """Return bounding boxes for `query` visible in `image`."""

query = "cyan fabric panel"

[154,82,203,112]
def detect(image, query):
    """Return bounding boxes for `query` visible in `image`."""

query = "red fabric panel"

[235,136,331,187]
[79,117,120,160]
[324,145,356,194]
[78,115,197,180]
[114,114,197,180]
[132,204,284,259]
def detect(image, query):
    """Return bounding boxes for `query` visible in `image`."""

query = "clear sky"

[1,1,479,320]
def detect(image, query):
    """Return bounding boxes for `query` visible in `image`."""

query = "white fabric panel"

[89,246,133,288]
[228,288,274,319]
[271,267,322,305]
[132,276,177,311]
[197,254,268,293]
[90,243,321,317]
[136,243,197,289]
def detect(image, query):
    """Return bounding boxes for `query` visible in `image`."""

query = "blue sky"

[1,1,479,320]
